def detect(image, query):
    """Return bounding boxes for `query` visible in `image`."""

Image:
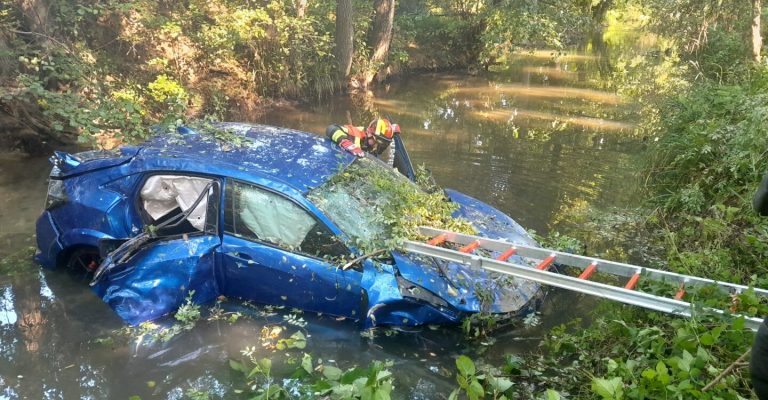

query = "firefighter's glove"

[339,139,364,157]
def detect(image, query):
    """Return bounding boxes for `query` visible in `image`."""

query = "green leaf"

[323,365,343,381]
[546,389,562,400]
[468,379,485,400]
[456,355,476,377]
[591,377,624,399]
[301,353,313,374]
[340,367,367,384]
[640,369,656,380]
[229,359,246,373]
[491,376,513,393]
[258,358,272,374]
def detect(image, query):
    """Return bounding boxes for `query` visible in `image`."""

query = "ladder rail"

[403,240,765,331]
[418,227,768,297]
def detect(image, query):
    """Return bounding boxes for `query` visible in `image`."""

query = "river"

[0,44,645,398]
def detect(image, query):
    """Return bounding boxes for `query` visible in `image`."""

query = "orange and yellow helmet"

[366,118,395,142]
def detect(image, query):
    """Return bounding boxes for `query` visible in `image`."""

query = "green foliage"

[449,355,515,400]
[504,310,757,398]
[175,290,202,326]
[520,12,768,395]
[275,331,307,350]
[479,0,594,65]
[230,350,395,400]
[645,67,768,284]
[395,13,481,70]
[312,158,475,254]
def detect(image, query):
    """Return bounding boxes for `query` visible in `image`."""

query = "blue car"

[35,123,543,327]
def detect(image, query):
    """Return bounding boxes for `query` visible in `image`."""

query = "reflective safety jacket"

[325,124,388,156]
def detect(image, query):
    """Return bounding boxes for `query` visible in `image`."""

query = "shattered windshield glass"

[308,157,413,250]
[309,157,475,254]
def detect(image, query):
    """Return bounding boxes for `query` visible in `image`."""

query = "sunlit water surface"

[0,46,646,398]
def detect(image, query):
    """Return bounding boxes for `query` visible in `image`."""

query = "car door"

[90,179,222,325]
[219,179,360,318]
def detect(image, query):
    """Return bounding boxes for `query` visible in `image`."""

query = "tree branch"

[702,349,751,392]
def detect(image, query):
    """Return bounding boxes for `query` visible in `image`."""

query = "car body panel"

[91,234,221,325]
[35,122,543,327]
[219,234,358,318]
[140,123,356,194]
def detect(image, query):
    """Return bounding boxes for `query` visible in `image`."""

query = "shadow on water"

[0,41,648,398]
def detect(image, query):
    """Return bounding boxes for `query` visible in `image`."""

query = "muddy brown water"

[0,48,645,399]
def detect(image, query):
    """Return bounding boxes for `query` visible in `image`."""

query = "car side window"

[139,174,218,236]
[224,180,347,258]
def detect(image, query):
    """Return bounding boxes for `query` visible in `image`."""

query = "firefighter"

[326,117,400,158]
[753,172,768,400]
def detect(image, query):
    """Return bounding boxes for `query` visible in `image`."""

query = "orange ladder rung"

[536,254,556,270]
[496,247,518,261]
[578,262,599,280]
[674,283,686,300]
[625,272,641,290]
[459,240,481,253]
[427,234,447,246]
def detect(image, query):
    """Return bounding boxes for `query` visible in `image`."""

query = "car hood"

[392,190,542,314]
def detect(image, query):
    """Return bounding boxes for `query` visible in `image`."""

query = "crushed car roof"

[139,122,356,193]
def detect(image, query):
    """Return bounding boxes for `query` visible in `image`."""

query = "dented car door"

[219,179,358,317]
[90,179,222,325]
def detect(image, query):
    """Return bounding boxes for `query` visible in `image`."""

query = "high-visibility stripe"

[578,262,598,280]
[331,130,347,142]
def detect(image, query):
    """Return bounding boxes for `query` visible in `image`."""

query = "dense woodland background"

[0,0,616,153]
[4,0,768,398]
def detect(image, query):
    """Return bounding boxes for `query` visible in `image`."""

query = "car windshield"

[308,157,415,250]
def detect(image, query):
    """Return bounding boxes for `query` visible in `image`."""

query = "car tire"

[65,247,101,279]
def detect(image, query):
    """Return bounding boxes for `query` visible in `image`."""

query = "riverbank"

[506,32,768,400]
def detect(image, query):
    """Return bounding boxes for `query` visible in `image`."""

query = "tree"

[294,0,308,18]
[752,0,762,61]
[335,0,354,85]
[362,0,395,88]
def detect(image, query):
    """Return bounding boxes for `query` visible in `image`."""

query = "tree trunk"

[16,0,51,36]
[592,0,613,24]
[753,0,762,62]
[294,0,308,18]
[362,0,395,87]
[335,0,354,85]
[14,0,55,51]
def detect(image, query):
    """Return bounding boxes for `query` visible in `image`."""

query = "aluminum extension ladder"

[403,227,768,331]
